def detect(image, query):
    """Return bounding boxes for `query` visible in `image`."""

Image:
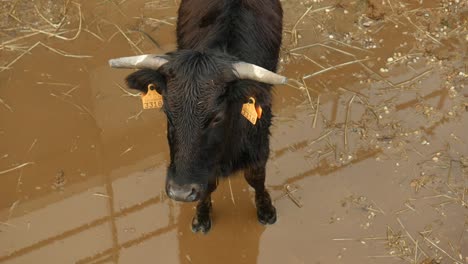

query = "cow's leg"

[245,166,277,225]
[191,182,216,234]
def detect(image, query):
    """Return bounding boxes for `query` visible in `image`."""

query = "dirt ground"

[0,0,467,263]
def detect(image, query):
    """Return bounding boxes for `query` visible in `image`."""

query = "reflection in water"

[0,153,176,263]
[270,147,382,191]
[0,167,266,264]
[176,175,264,264]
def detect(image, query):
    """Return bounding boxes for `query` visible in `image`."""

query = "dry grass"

[0,1,93,71]
[290,5,334,45]
[114,82,141,97]
[1,41,92,72]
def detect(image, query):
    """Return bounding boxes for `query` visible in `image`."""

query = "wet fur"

[125,0,283,233]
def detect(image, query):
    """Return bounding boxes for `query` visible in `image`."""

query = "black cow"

[109,0,286,233]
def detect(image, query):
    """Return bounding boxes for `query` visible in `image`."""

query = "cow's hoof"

[191,214,211,234]
[257,204,277,225]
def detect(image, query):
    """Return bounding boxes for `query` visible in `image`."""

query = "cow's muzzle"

[166,181,202,202]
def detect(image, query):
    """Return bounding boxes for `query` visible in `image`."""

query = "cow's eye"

[211,113,224,126]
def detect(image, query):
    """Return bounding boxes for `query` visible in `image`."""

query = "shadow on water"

[176,174,265,264]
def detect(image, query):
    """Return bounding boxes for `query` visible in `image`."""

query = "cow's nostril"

[168,189,175,198]
[187,187,198,201]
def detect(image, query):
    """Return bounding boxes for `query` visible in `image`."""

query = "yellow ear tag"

[241,97,261,125]
[141,84,163,109]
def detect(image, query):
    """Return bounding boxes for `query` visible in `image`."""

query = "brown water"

[0,0,467,263]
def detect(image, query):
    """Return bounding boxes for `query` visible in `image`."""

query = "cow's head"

[109,50,286,202]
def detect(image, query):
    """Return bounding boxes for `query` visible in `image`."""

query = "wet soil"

[0,0,467,263]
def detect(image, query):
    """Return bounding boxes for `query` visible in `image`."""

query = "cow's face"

[126,51,237,202]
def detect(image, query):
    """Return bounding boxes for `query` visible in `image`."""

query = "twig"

[105,0,127,17]
[447,160,453,184]
[228,178,235,205]
[108,23,143,54]
[63,85,80,96]
[114,82,141,97]
[127,110,143,121]
[50,93,83,111]
[0,162,34,175]
[333,237,387,241]
[290,53,326,69]
[370,199,386,215]
[120,146,134,156]
[129,29,162,49]
[291,43,353,54]
[135,17,174,26]
[423,236,462,264]
[386,0,395,13]
[313,95,320,128]
[80,104,97,122]
[0,98,13,112]
[274,188,298,201]
[8,11,22,24]
[27,139,38,153]
[286,185,302,208]
[344,95,356,151]
[0,221,17,228]
[34,5,61,28]
[308,130,333,146]
[303,59,370,79]
[93,192,111,198]
[292,5,332,32]
[290,43,398,88]
[301,78,316,123]
[84,28,104,42]
[1,41,92,72]
[397,217,429,258]
[405,16,443,45]
[367,255,400,259]
[8,200,19,219]
[414,240,418,264]
[291,5,333,44]
[0,32,40,46]
[30,2,83,41]
[394,68,433,88]
[36,82,74,86]
[329,39,373,54]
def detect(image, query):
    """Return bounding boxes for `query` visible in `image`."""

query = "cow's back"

[176,0,283,71]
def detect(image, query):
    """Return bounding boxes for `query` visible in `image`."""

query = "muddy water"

[0,0,467,263]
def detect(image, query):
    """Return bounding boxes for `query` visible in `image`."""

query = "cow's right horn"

[232,62,287,85]
[108,55,169,70]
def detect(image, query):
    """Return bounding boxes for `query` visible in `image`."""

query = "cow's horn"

[108,55,169,70]
[232,62,287,85]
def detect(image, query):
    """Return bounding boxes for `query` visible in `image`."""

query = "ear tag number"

[241,97,262,125]
[141,84,163,109]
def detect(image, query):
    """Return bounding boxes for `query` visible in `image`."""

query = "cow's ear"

[125,69,166,94]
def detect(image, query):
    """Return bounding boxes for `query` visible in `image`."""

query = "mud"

[0,0,467,263]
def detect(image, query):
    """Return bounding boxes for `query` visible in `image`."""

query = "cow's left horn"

[108,55,169,70]
[232,62,287,85]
